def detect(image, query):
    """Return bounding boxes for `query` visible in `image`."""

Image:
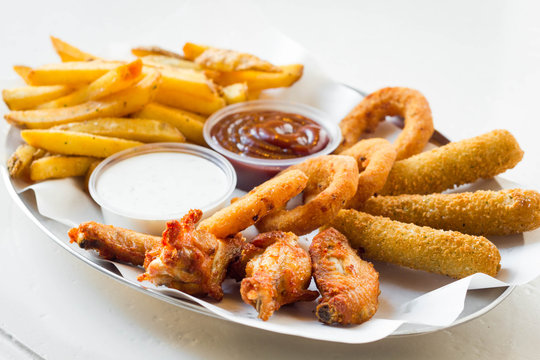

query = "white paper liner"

[2,0,540,343]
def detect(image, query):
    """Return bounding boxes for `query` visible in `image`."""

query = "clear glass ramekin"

[203,99,342,190]
[88,143,237,235]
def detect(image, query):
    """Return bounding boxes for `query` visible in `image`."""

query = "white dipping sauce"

[96,152,229,218]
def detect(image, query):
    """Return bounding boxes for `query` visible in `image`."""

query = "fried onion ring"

[256,155,359,235]
[336,87,434,160]
[339,138,396,209]
[198,169,308,239]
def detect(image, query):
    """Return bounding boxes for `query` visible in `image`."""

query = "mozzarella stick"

[68,222,161,266]
[359,189,540,236]
[328,210,501,279]
[380,130,523,195]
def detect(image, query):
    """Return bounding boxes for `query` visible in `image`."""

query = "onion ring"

[338,138,396,209]
[198,169,308,239]
[336,87,434,160]
[256,155,359,235]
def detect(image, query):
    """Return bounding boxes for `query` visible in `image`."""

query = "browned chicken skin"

[68,222,161,266]
[139,209,243,300]
[70,210,243,300]
[240,231,318,321]
[310,228,380,325]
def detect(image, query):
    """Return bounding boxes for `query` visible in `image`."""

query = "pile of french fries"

[3,37,304,183]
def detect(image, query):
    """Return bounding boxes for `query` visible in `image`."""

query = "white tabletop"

[1,1,539,359]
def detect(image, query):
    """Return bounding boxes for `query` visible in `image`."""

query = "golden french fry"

[222,83,248,104]
[155,88,225,116]
[131,46,184,60]
[30,155,99,181]
[52,118,185,143]
[50,36,99,62]
[141,55,200,70]
[182,42,210,60]
[247,89,262,100]
[27,60,124,86]
[13,66,33,85]
[210,64,304,91]
[133,102,206,145]
[5,69,160,129]
[195,47,280,72]
[157,66,221,100]
[2,85,73,110]
[21,130,142,158]
[37,59,143,109]
[7,144,46,178]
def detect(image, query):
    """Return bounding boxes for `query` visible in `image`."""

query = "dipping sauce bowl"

[89,143,236,235]
[204,99,341,190]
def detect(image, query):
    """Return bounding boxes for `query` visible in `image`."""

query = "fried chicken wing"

[240,231,318,321]
[139,209,244,300]
[68,222,161,266]
[310,228,380,325]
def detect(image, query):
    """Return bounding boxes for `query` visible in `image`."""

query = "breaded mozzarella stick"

[328,210,501,279]
[380,130,523,195]
[359,189,540,236]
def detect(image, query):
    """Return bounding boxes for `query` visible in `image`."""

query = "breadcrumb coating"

[359,189,540,236]
[380,130,523,195]
[328,209,501,279]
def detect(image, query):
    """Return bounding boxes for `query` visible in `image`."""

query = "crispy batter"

[195,47,280,72]
[198,169,308,238]
[336,87,434,160]
[381,129,524,195]
[339,138,396,208]
[139,210,244,300]
[257,155,359,235]
[328,210,501,279]
[68,222,160,266]
[7,144,46,178]
[240,231,318,321]
[310,228,379,325]
[359,189,540,236]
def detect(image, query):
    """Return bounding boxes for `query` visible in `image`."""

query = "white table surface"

[1,0,539,359]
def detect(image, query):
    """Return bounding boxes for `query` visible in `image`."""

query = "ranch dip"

[96,151,229,219]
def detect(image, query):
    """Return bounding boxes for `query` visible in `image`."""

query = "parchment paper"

[2,0,540,343]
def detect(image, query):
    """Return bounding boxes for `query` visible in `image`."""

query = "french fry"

[52,118,185,143]
[132,102,206,145]
[27,60,124,86]
[247,89,262,100]
[131,46,184,60]
[7,144,46,178]
[30,155,99,182]
[141,55,200,70]
[221,83,248,104]
[37,59,143,109]
[3,85,73,110]
[155,88,225,116]
[21,130,142,158]
[182,42,210,60]
[210,64,304,91]
[5,69,160,129]
[157,66,221,100]
[50,36,99,62]
[13,66,33,84]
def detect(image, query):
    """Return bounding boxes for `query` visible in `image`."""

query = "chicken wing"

[139,209,244,300]
[310,228,380,325]
[68,222,160,266]
[240,231,318,321]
